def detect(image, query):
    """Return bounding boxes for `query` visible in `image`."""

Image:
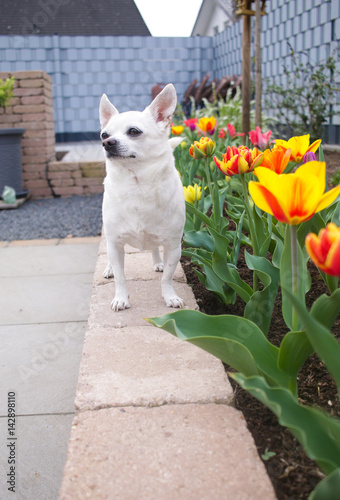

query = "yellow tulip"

[274,134,321,163]
[183,184,202,204]
[249,161,340,225]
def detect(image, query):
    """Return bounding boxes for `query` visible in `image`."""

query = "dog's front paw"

[153,262,164,272]
[164,294,184,309]
[103,263,114,279]
[111,296,130,311]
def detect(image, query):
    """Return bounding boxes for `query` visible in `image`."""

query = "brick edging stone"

[59,235,277,499]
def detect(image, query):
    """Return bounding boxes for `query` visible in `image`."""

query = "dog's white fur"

[99,84,185,311]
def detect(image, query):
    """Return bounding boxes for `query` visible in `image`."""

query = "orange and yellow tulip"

[214,145,264,176]
[171,125,184,135]
[305,223,340,277]
[249,161,340,225]
[197,116,217,135]
[258,147,291,174]
[274,134,321,163]
[189,136,216,159]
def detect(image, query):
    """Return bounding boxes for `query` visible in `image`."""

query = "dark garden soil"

[180,151,340,500]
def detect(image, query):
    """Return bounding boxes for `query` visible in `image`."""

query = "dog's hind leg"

[106,242,130,311]
[161,244,184,308]
[152,247,164,272]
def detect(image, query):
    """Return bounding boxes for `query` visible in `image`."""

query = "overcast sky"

[134,0,203,36]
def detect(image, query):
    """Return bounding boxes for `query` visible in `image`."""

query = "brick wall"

[47,160,105,197]
[0,70,106,199]
[0,70,56,198]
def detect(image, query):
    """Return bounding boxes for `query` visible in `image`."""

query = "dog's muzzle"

[102,138,118,153]
[102,138,136,159]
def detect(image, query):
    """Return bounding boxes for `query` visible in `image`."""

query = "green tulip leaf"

[230,373,340,476]
[182,248,234,304]
[183,229,215,252]
[278,330,313,379]
[209,226,253,303]
[271,233,284,269]
[147,310,290,388]
[310,289,340,330]
[185,202,212,227]
[244,252,280,335]
[309,468,340,500]
[284,288,340,395]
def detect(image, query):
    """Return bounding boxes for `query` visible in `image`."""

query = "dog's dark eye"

[127,127,142,137]
[101,132,109,140]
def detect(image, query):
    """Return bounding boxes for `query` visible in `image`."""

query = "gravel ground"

[0,194,103,241]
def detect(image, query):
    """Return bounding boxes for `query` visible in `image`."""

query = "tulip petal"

[325,238,340,276]
[305,233,325,267]
[315,183,340,213]
[307,139,322,154]
[248,181,290,223]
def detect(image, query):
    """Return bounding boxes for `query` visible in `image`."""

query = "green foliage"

[265,45,340,142]
[330,169,340,187]
[166,97,340,497]
[0,77,14,109]
[196,89,251,133]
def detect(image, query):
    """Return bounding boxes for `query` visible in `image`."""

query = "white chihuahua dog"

[99,84,185,311]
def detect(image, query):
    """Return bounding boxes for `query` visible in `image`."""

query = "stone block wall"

[47,160,105,197]
[0,70,56,198]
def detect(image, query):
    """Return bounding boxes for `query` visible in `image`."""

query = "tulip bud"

[305,223,340,277]
[303,151,317,163]
[189,137,216,159]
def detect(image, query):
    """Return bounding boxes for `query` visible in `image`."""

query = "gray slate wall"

[0,0,339,142]
[0,35,213,138]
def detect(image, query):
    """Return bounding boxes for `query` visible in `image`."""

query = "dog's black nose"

[102,138,117,151]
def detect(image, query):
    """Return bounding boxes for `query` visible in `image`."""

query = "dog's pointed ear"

[99,94,119,128]
[146,84,177,131]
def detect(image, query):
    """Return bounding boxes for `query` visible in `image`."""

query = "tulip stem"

[240,174,259,292]
[290,224,299,331]
[204,158,220,231]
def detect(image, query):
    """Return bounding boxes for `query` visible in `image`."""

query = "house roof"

[0,0,151,36]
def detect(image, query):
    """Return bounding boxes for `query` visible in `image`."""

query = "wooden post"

[242,5,251,142]
[255,0,262,128]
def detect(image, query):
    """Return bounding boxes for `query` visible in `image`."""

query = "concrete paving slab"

[0,273,94,325]
[0,413,74,500]
[75,325,232,411]
[87,279,197,329]
[59,404,276,500]
[0,242,100,277]
[0,236,100,499]
[0,322,87,416]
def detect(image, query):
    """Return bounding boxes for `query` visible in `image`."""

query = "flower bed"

[146,104,340,499]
